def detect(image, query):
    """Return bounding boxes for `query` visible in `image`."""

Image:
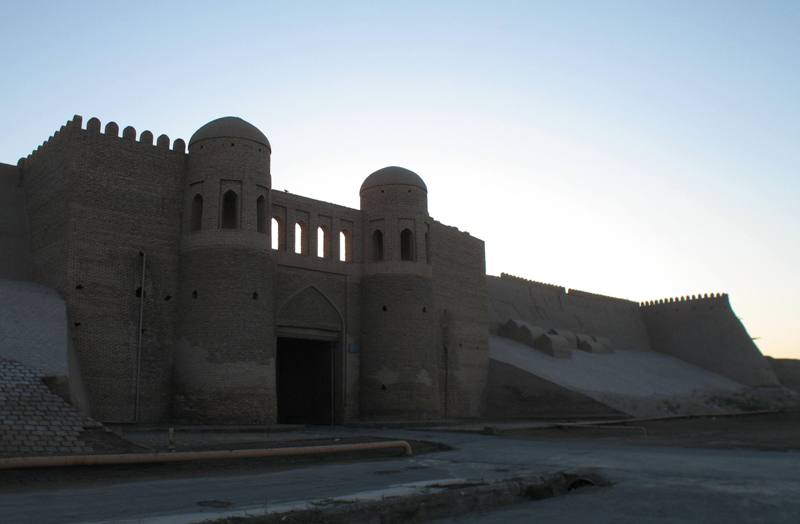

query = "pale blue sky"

[1,1,798,358]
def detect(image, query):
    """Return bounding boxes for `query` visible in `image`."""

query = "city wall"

[430,222,489,418]
[487,273,651,351]
[641,294,779,386]
[19,116,187,422]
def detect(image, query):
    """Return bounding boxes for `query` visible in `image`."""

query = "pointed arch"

[317,225,330,258]
[277,285,344,333]
[372,229,384,261]
[339,229,352,262]
[271,216,283,250]
[401,228,415,261]
[295,221,308,254]
[221,190,238,229]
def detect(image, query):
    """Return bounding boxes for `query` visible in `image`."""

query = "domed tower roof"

[189,116,270,150]
[360,166,427,195]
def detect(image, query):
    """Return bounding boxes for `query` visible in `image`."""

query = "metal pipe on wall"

[134,251,146,423]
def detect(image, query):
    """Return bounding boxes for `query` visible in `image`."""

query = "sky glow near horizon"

[1,1,798,358]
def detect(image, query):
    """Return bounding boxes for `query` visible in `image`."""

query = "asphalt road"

[1,427,799,523]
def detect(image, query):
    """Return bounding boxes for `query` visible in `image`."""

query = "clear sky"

[1,1,798,358]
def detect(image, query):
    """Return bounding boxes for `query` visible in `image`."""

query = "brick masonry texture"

[0,114,781,429]
[0,357,98,457]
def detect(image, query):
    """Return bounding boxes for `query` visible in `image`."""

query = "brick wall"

[174,248,276,423]
[430,222,489,418]
[65,127,185,422]
[0,357,98,457]
[641,295,779,386]
[487,274,651,351]
[360,273,440,419]
[0,163,31,280]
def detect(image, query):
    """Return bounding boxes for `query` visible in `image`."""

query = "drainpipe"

[342,272,348,423]
[441,309,450,419]
[134,251,146,423]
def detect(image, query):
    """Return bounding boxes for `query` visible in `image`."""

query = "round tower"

[359,166,441,419]
[174,117,276,423]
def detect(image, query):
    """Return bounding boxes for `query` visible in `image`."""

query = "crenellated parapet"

[639,291,778,386]
[19,114,187,174]
[19,114,83,170]
[567,288,639,306]
[499,272,566,293]
[82,115,186,153]
[640,293,729,308]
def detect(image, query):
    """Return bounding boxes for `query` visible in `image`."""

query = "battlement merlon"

[18,115,188,174]
[17,115,83,171]
[83,116,186,152]
[566,287,640,306]
[639,293,729,308]
[499,272,566,293]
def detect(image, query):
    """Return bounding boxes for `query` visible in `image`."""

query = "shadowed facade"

[0,114,784,427]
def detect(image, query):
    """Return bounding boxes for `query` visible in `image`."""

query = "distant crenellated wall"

[640,294,779,386]
[487,273,651,351]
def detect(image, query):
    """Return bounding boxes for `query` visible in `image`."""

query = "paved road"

[1,428,799,523]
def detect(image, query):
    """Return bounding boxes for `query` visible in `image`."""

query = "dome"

[189,116,270,150]
[360,166,427,195]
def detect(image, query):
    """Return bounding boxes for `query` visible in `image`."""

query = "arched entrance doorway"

[275,286,344,425]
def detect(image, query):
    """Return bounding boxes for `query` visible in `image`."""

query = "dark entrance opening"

[277,337,334,425]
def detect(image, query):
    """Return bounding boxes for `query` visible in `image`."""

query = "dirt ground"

[4,411,797,494]
[512,410,800,451]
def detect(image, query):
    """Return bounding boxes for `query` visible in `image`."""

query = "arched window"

[401,228,415,261]
[372,230,384,261]
[317,226,329,258]
[295,222,307,254]
[339,230,352,262]
[256,196,266,233]
[221,190,238,229]
[271,217,282,250]
[190,194,203,232]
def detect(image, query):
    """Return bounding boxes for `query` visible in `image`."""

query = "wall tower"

[359,166,441,419]
[174,117,277,423]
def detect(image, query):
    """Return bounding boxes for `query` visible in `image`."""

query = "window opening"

[401,228,414,261]
[221,190,238,229]
[191,194,203,231]
[271,217,282,250]
[317,226,328,258]
[339,230,352,262]
[256,196,266,233]
[295,222,307,254]
[372,230,384,261]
